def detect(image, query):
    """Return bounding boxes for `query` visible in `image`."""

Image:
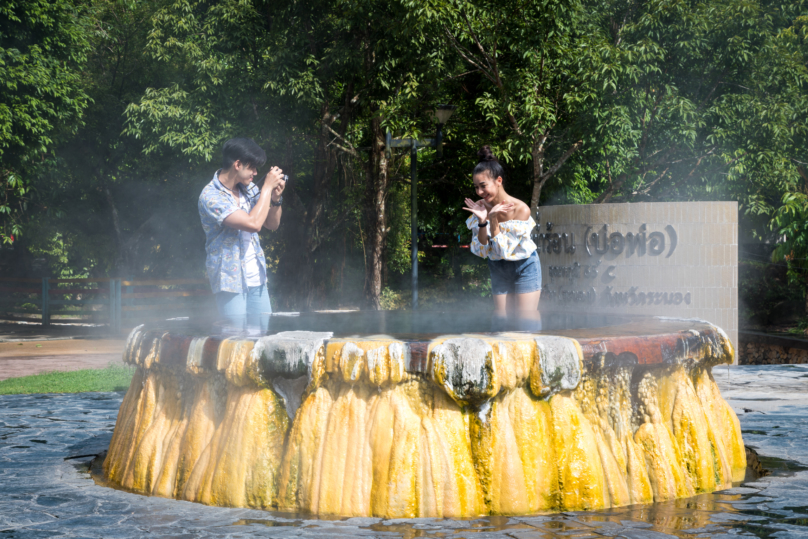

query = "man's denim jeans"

[215,284,271,334]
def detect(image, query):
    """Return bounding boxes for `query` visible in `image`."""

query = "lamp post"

[385,104,456,310]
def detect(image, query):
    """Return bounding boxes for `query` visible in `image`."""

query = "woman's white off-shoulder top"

[465,215,538,261]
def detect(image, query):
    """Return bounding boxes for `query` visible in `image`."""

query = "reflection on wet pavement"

[1,365,807,538]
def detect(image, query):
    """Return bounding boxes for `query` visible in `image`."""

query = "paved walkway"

[0,321,116,343]
[0,338,125,380]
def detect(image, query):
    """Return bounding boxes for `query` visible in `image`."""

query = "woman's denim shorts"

[487,251,542,296]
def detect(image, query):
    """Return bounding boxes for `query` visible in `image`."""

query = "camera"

[257,172,289,187]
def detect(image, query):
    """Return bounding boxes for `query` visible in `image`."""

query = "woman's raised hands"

[463,198,488,223]
[488,201,514,220]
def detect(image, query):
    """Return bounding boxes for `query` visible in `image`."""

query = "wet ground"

[1,364,807,538]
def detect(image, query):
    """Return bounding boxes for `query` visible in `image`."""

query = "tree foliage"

[409,0,595,214]
[584,0,808,211]
[2,0,807,312]
[0,0,91,243]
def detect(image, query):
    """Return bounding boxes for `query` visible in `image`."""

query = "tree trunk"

[276,106,337,311]
[104,185,127,277]
[362,114,389,310]
[804,287,808,316]
[529,135,546,221]
[529,135,582,215]
[451,245,463,293]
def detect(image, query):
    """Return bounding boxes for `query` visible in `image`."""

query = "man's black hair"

[222,138,267,170]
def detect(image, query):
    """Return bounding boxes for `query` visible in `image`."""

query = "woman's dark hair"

[222,138,267,170]
[473,145,505,182]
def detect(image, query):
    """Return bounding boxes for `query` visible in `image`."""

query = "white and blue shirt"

[466,215,538,261]
[198,171,267,293]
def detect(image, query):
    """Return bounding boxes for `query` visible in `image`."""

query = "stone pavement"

[1,365,808,538]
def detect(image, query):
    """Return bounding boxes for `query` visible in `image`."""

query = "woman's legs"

[488,258,514,318]
[490,294,508,331]
[514,290,541,313]
[492,292,542,330]
[490,251,542,330]
[492,294,509,316]
[516,290,542,329]
[246,284,272,333]
[512,251,541,326]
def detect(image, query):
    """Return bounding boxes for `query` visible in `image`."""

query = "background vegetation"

[1,0,807,324]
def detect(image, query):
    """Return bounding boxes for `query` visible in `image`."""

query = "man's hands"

[271,176,286,202]
[261,166,284,196]
[263,167,284,231]
[223,165,284,234]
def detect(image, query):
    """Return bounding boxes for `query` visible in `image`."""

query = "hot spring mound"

[103,319,745,517]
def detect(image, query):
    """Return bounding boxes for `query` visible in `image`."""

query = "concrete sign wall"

[537,202,738,349]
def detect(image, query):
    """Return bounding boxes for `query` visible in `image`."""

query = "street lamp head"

[434,104,457,125]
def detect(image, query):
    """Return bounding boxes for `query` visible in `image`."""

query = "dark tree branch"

[656,153,745,199]
[632,166,670,198]
[443,28,496,85]
[540,140,583,182]
[595,145,679,203]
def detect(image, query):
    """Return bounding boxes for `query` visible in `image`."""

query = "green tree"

[123,0,361,308]
[124,0,454,309]
[771,191,808,314]
[412,0,594,217]
[25,0,207,280]
[6,0,807,318]
[412,0,808,227]
[0,0,91,243]
[584,0,808,216]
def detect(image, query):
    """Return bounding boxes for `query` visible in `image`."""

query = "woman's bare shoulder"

[512,199,531,220]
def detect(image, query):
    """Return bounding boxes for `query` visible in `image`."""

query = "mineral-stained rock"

[105,321,745,517]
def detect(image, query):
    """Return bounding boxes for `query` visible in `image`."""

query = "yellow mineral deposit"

[104,321,746,517]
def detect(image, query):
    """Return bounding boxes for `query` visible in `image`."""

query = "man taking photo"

[198,138,285,332]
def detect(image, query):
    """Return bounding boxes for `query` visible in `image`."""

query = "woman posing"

[463,146,541,324]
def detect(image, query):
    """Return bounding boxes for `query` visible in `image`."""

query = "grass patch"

[0,365,135,395]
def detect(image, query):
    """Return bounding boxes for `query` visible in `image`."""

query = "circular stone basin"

[103,313,745,518]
